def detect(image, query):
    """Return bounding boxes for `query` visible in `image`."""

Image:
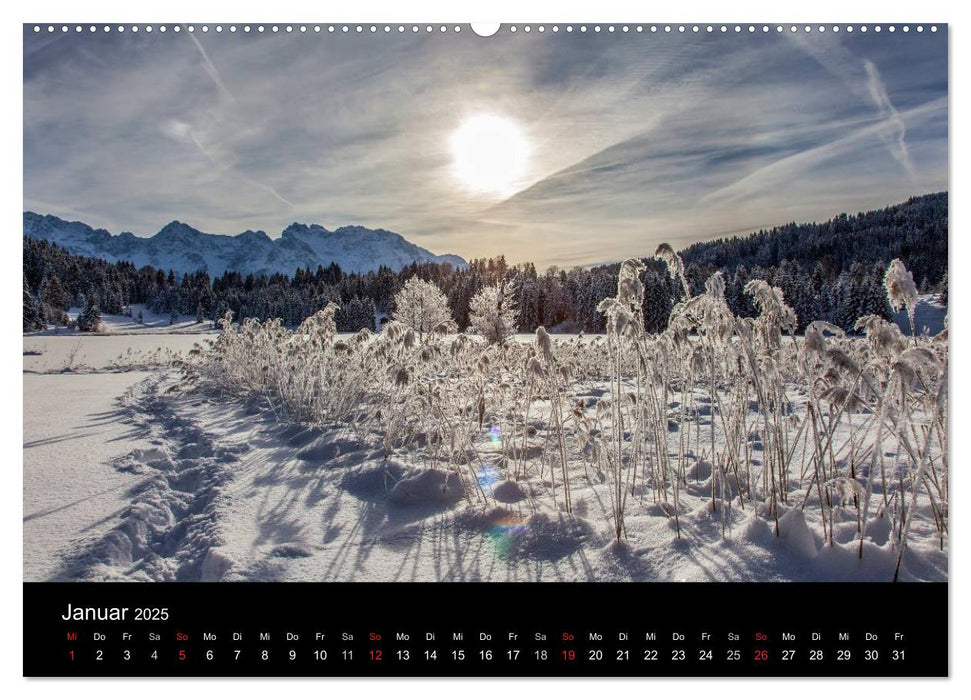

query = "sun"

[450,114,530,196]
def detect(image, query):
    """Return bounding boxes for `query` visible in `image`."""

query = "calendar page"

[22,21,948,677]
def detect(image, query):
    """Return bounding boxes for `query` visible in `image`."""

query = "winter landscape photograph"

[23,24,947,584]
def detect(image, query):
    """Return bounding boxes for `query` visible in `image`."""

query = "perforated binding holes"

[28,21,940,36]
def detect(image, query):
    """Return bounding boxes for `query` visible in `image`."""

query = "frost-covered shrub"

[884,258,919,336]
[469,284,518,345]
[392,277,455,338]
[179,243,947,581]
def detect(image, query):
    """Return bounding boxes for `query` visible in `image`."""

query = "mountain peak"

[24,212,467,277]
[157,220,203,239]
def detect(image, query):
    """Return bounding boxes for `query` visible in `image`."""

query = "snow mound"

[511,513,592,561]
[201,547,235,581]
[687,459,713,480]
[297,437,359,463]
[777,508,817,558]
[492,479,527,503]
[388,468,464,506]
[132,447,174,471]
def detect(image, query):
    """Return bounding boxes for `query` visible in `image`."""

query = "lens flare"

[484,514,529,560]
[476,462,500,488]
[488,424,502,445]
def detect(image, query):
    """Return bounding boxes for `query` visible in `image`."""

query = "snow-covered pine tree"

[336,296,376,332]
[76,297,103,332]
[39,274,69,325]
[642,270,673,334]
[23,279,44,331]
[469,283,518,344]
[392,277,454,338]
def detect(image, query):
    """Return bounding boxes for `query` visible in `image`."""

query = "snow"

[892,293,947,336]
[23,371,154,580]
[23,329,946,584]
[23,329,211,373]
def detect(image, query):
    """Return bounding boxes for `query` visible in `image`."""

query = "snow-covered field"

[23,330,211,580]
[23,304,947,583]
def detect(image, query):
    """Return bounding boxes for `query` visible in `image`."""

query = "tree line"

[23,192,947,334]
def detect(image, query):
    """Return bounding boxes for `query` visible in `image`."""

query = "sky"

[23,25,947,268]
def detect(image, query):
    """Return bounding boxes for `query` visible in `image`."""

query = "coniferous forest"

[23,193,947,334]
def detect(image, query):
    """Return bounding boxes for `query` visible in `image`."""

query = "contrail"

[186,128,295,208]
[180,29,293,208]
[791,34,916,179]
[864,59,914,177]
[186,28,235,103]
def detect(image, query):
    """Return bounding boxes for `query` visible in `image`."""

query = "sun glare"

[450,114,530,196]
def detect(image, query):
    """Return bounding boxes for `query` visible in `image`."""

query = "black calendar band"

[23,582,947,677]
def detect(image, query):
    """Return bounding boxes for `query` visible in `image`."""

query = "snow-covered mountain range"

[23,212,467,277]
